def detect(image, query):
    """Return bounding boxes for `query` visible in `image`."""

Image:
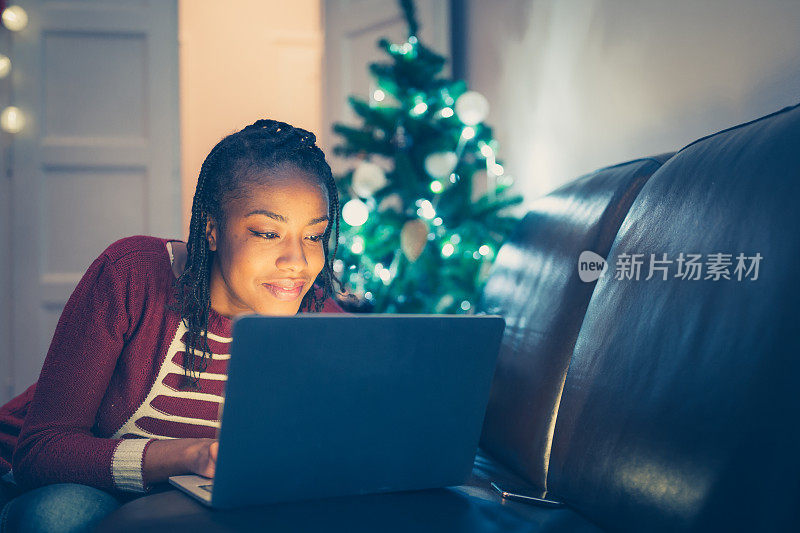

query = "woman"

[0,119,345,532]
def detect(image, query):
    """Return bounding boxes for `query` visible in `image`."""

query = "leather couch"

[99,103,800,532]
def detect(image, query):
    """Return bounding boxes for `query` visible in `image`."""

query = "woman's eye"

[251,230,279,240]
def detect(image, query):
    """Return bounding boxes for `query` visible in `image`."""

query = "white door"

[322,0,451,171]
[2,0,179,402]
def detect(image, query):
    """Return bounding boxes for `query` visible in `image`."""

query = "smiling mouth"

[262,281,306,301]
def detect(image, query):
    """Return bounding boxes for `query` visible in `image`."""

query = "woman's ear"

[205,216,218,252]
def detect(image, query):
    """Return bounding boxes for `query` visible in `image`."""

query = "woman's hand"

[143,438,219,487]
[184,438,219,479]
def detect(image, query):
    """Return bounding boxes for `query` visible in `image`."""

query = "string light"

[0,106,25,133]
[430,181,443,193]
[479,245,492,256]
[350,236,365,254]
[462,126,476,140]
[373,89,385,102]
[411,102,428,115]
[441,243,455,258]
[440,107,454,118]
[1,5,28,32]
[432,217,443,226]
[0,55,10,79]
[461,301,471,311]
[416,199,436,220]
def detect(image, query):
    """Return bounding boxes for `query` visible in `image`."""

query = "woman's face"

[205,168,329,318]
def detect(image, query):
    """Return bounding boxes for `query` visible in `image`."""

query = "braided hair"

[171,119,340,391]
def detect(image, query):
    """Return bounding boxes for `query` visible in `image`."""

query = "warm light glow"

[430,181,443,193]
[342,199,369,226]
[412,102,428,115]
[350,235,365,254]
[373,89,385,102]
[433,217,443,226]
[442,243,455,257]
[450,234,461,244]
[440,107,454,118]
[461,300,471,311]
[0,106,25,133]
[416,199,436,220]
[480,143,493,157]
[455,91,489,126]
[2,5,28,32]
[462,126,476,140]
[479,245,492,256]
[0,55,10,79]
[492,163,504,175]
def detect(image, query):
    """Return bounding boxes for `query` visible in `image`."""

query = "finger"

[210,441,219,461]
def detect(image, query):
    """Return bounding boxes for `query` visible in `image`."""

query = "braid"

[171,119,341,390]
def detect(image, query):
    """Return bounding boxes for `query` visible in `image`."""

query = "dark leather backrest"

[478,154,673,491]
[547,104,800,531]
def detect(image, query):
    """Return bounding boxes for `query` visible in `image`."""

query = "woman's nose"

[275,237,308,271]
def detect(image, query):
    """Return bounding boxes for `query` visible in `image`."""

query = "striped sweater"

[0,235,343,495]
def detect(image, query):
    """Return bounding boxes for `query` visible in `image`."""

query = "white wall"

[465,0,800,202]
[179,0,323,238]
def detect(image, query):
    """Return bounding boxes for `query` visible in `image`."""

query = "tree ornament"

[400,219,428,262]
[378,193,403,213]
[351,161,388,198]
[424,151,458,179]
[342,199,370,227]
[455,91,490,126]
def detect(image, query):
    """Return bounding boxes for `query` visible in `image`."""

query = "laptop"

[169,314,505,509]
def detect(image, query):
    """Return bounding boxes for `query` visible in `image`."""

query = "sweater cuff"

[111,438,153,493]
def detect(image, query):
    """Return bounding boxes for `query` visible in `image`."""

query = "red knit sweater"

[0,235,344,494]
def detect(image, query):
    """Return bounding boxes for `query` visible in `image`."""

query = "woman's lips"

[262,281,305,301]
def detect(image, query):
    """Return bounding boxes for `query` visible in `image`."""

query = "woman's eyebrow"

[245,210,328,225]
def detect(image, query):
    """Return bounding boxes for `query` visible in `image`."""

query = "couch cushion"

[477,154,672,491]
[97,455,604,533]
[547,104,800,531]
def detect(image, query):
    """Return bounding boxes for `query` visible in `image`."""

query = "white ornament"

[342,199,369,227]
[455,91,489,126]
[351,161,388,198]
[377,193,403,213]
[424,151,458,179]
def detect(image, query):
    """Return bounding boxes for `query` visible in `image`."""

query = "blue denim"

[0,483,121,533]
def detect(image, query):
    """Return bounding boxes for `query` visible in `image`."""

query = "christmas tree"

[332,0,522,314]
